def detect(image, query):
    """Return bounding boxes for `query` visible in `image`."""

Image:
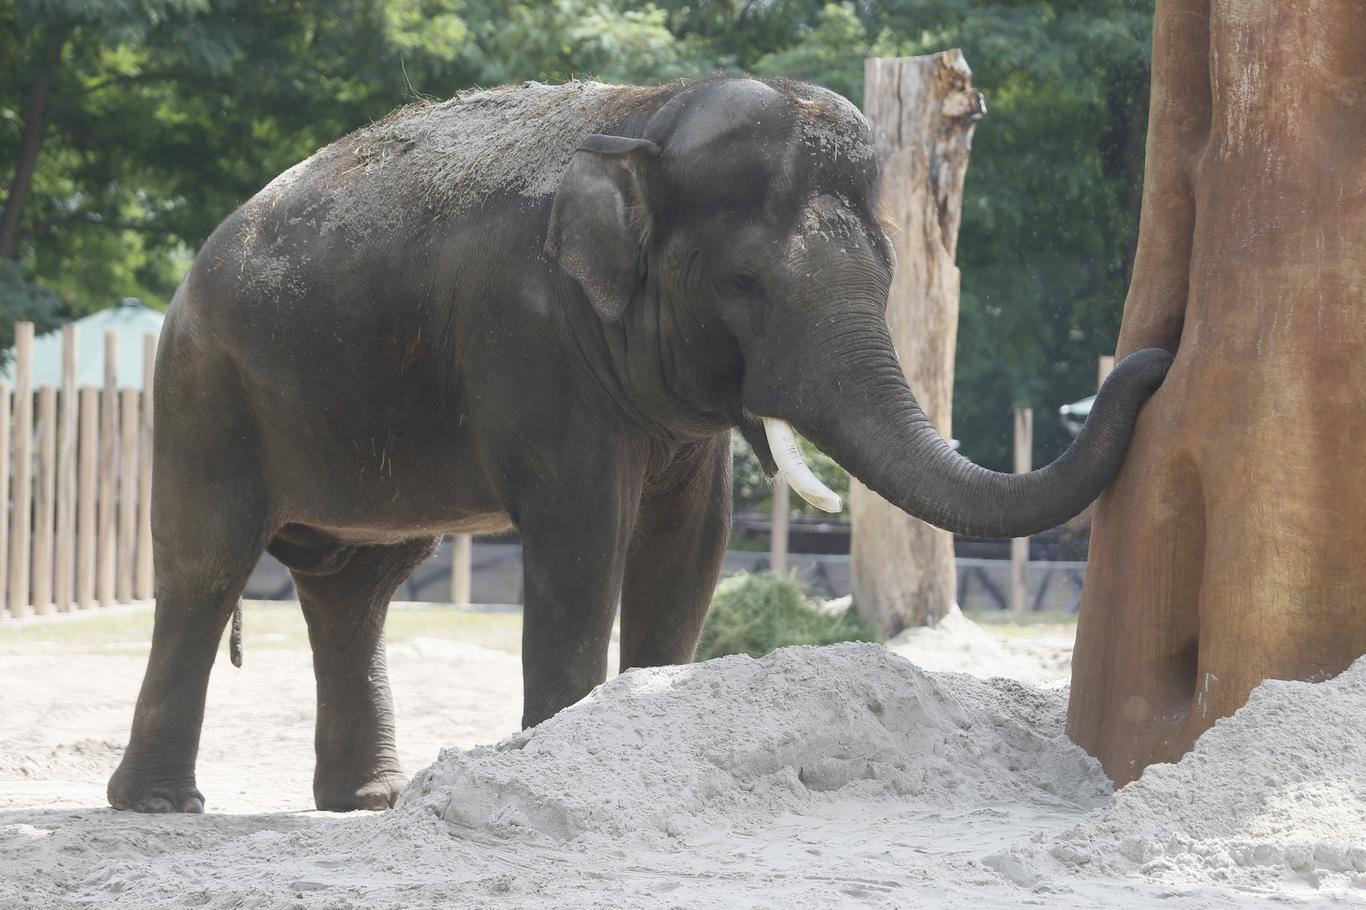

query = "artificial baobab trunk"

[1069,0,1366,784]
[852,52,983,635]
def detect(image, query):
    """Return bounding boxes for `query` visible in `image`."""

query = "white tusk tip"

[762,418,844,514]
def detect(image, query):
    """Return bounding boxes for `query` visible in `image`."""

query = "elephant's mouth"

[737,412,777,474]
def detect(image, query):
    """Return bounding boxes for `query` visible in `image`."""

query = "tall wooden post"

[0,384,10,617]
[136,334,155,600]
[1097,354,1116,390]
[450,534,472,605]
[1069,0,1366,783]
[117,387,139,603]
[770,477,789,576]
[97,333,118,606]
[851,52,983,635]
[54,325,77,611]
[1008,408,1033,613]
[32,386,55,613]
[8,323,33,618]
[76,386,98,609]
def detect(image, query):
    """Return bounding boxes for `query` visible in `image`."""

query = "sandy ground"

[1,602,1361,909]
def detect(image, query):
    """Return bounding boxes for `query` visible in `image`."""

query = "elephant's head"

[546,77,1170,538]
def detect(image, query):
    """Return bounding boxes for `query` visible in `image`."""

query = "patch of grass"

[0,607,161,655]
[962,609,1078,639]
[961,609,1077,644]
[696,572,879,661]
[385,607,522,654]
[0,602,523,656]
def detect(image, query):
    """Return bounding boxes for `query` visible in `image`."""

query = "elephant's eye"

[726,272,765,297]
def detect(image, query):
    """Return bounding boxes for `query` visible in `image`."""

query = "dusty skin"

[2,603,1363,909]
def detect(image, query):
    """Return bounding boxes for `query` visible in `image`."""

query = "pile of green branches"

[695,572,878,662]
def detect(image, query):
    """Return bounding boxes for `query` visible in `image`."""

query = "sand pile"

[888,606,1073,685]
[1050,656,1366,892]
[401,643,1107,842]
[13,618,1366,908]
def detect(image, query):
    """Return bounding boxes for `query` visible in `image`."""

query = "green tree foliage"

[1,0,475,312]
[0,258,65,364]
[696,572,878,661]
[878,1,1156,471]
[1,0,1155,475]
[753,4,882,103]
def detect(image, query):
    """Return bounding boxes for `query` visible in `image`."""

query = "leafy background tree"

[1,0,1155,488]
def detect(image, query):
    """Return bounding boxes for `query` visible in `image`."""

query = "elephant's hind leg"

[107,391,273,812]
[293,537,437,811]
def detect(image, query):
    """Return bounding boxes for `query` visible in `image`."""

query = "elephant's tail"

[229,602,243,668]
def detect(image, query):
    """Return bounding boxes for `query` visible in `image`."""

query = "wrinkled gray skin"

[108,77,1170,813]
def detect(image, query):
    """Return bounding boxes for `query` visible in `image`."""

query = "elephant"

[107,76,1171,814]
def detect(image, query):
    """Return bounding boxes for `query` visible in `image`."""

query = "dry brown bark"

[852,52,983,635]
[1069,0,1366,783]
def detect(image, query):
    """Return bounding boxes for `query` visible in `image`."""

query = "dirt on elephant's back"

[333,81,667,219]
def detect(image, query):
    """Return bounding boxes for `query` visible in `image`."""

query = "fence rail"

[0,321,155,619]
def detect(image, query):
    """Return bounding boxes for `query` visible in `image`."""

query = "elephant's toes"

[108,759,205,813]
[314,769,407,812]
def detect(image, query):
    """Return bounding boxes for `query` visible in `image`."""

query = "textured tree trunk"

[1069,0,1366,784]
[0,34,64,260]
[852,52,983,635]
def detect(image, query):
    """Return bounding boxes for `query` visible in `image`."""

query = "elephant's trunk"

[790,345,1172,539]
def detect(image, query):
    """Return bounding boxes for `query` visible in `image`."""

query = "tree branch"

[0,28,71,260]
[76,68,208,98]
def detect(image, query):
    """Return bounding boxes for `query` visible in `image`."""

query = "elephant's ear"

[545,134,660,322]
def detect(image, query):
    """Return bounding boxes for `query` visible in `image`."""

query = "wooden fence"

[1,321,155,619]
[0,318,483,617]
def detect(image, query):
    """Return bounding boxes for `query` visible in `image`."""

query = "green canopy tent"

[1,298,164,390]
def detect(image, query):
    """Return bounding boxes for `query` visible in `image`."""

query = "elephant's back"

[186,81,671,320]
[174,80,680,405]
[233,80,669,248]
[336,81,668,218]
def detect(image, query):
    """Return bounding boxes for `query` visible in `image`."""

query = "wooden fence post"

[1009,407,1034,612]
[97,333,118,606]
[450,534,472,605]
[54,325,77,611]
[117,387,139,603]
[32,385,56,613]
[76,386,98,609]
[1098,354,1116,389]
[9,322,33,618]
[0,384,10,617]
[136,334,155,600]
[851,53,983,634]
[770,476,789,576]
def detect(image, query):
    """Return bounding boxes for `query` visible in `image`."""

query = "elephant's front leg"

[514,438,643,729]
[619,435,732,670]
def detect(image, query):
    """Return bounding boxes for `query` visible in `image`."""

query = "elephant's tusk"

[762,418,843,514]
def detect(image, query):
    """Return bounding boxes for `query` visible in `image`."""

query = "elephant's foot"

[313,765,407,812]
[107,756,205,813]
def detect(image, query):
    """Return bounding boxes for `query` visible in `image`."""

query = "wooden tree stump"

[1069,0,1366,783]
[852,52,983,634]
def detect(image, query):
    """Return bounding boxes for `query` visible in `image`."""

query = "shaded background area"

[242,533,1090,613]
